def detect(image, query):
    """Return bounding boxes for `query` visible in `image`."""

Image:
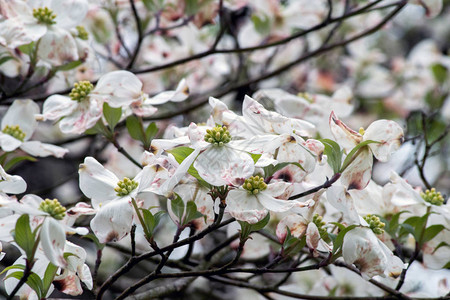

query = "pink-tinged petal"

[364,120,404,162]
[90,197,134,243]
[136,164,169,193]
[0,165,26,194]
[41,217,67,268]
[20,141,68,158]
[342,227,387,279]
[272,164,307,184]
[150,136,190,156]
[131,100,158,117]
[194,146,254,187]
[305,138,325,163]
[64,202,95,228]
[411,0,443,18]
[326,185,360,225]
[41,95,77,121]
[265,181,293,198]
[329,111,362,152]
[226,189,268,224]
[37,28,79,65]
[78,157,119,204]
[341,147,373,190]
[0,132,22,152]
[59,98,102,134]
[53,272,83,296]
[2,99,38,139]
[306,222,321,254]
[187,122,209,149]
[51,0,89,29]
[93,71,143,107]
[276,214,308,242]
[378,239,405,278]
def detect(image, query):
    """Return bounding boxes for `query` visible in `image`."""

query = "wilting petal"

[226,189,267,224]
[93,71,143,107]
[329,111,362,152]
[306,222,321,254]
[326,185,360,225]
[41,217,67,268]
[364,120,404,162]
[340,147,373,190]
[37,27,79,65]
[41,95,77,121]
[79,157,119,204]
[342,227,387,279]
[20,141,68,158]
[276,214,308,242]
[90,197,134,243]
[194,146,254,187]
[2,99,38,139]
[379,239,405,278]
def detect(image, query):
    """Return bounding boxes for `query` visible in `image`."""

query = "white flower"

[0,164,26,195]
[0,0,89,65]
[0,100,68,157]
[40,71,144,134]
[78,157,168,243]
[329,111,404,190]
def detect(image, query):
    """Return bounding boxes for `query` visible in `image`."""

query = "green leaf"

[42,263,58,296]
[171,194,185,224]
[56,60,83,71]
[432,241,450,254]
[319,139,342,174]
[238,213,270,239]
[5,271,44,298]
[263,161,305,178]
[18,42,35,56]
[85,119,112,138]
[141,209,155,234]
[13,214,35,260]
[250,153,262,164]
[422,224,446,244]
[340,140,379,172]
[183,201,203,225]
[251,14,270,35]
[126,115,146,142]
[145,122,158,143]
[103,102,122,131]
[4,156,37,171]
[0,55,15,66]
[0,264,25,275]
[431,63,448,84]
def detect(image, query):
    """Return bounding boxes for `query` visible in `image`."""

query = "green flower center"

[358,127,365,135]
[69,81,94,102]
[33,7,57,25]
[297,92,314,103]
[421,188,444,206]
[39,198,66,220]
[243,175,267,195]
[204,126,231,146]
[312,214,328,238]
[115,177,138,196]
[363,214,385,235]
[2,125,26,141]
[76,26,89,40]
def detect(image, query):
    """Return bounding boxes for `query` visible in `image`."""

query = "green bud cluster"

[76,26,89,40]
[69,81,94,102]
[243,176,267,195]
[115,177,138,196]
[421,188,444,206]
[312,214,328,237]
[39,198,66,220]
[364,214,385,235]
[297,92,314,103]
[33,7,57,25]
[2,125,26,141]
[204,126,231,146]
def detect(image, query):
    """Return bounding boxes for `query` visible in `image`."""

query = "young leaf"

[331,224,358,255]
[421,224,446,245]
[126,115,145,142]
[4,156,37,171]
[0,264,25,275]
[167,147,210,187]
[103,102,122,131]
[42,263,58,296]
[238,213,271,239]
[145,122,158,143]
[340,140,379,172]
[319,139,342,174]
[183,201,203,225]
[13,214,35,260]
[56,60,83,71]
[171,194,185,224]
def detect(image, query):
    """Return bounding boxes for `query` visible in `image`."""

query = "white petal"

[20,141,68,158]
[0,132,22,151]
[276,214,308,241]
[226,189,267,224]
[2,99,38,139]
[58,98,102,134]
[93,71,142,107]
[326,185,361,225]
[364,120,404,162]
[78,157,119,203]
[0,165,26,194]
[340,147,373,190]
[41,217,67,268]
[90,197,134,243]
[52,0,89,29]
[194,146,254,186]
[257,191,298,212]
[41,94,77,121]
[329,111,362,152]
[37,28,79,65]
